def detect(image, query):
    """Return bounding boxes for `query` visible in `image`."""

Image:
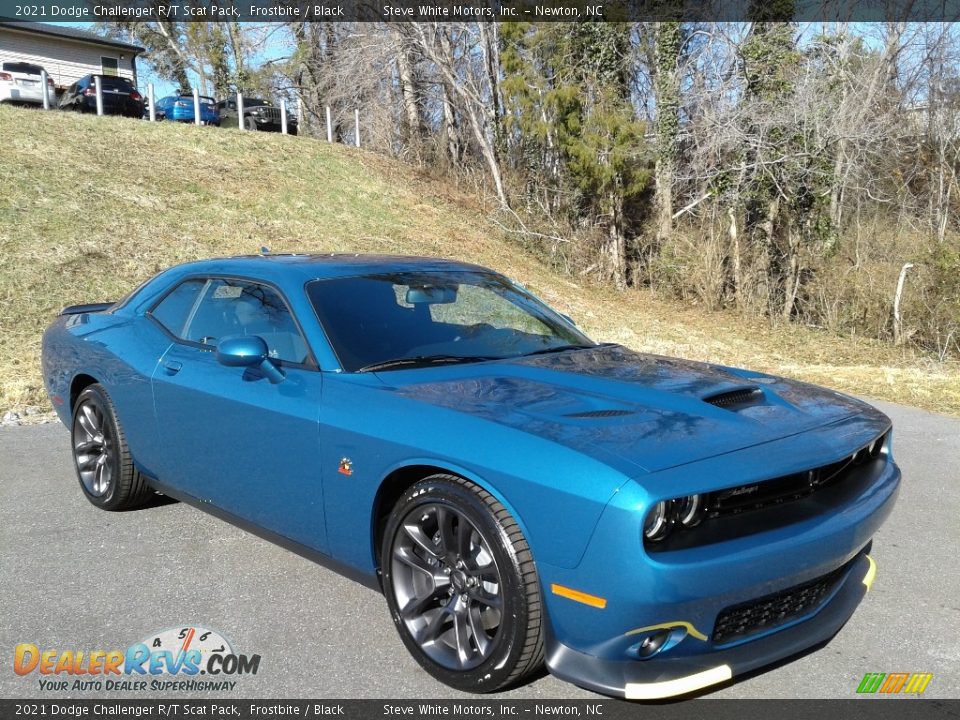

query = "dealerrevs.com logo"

[14,627,261,692]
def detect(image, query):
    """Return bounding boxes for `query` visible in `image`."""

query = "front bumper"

[546,551,875,699]
[538,413,900,699]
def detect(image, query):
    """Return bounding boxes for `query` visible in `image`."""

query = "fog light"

[637,629,671,659]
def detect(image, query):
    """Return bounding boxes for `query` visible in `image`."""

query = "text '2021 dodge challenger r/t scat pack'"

[41,254,900,699]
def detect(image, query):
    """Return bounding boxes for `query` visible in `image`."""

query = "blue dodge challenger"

[41,254,900,699]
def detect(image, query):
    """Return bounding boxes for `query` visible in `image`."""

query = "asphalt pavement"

[0,399,957,701]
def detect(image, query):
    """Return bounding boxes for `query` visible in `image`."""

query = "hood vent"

[564,409,636,418]
[703,387,763,409]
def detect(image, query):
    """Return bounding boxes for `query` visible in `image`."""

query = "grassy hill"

[1,104,958,417]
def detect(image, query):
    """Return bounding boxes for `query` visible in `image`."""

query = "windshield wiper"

[523,343,603,358]
[357,354,501,373]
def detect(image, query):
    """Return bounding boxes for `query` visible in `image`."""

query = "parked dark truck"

[217,95,297,134]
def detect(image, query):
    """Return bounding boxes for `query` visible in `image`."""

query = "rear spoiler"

[59,302,114,316]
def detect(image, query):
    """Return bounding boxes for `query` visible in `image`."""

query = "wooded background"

[101,19,960,361]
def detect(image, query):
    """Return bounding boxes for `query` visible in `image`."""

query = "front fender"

[319,374,632,573]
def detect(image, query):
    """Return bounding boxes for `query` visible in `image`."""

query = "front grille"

[712,564,847,645]
[707,432,887,518]
[258,107,281,122]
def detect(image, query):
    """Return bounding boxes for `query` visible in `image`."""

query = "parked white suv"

[0,61,54,105]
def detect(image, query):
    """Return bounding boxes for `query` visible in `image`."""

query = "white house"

[0,22,143,93]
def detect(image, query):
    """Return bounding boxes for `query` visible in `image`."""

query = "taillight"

[47,77,54,87]
[83,87,96,97]
[129,91,141,101]
[0,72,12,81]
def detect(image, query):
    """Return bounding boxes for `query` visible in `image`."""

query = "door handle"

[162,360,183,375]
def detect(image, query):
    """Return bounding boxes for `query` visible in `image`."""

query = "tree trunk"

[761,196,781,312]
[728,207,743,310]
[395,36,423,146]
[781,228,802,320]
[440,81,461,164]
[653,22,681,243]
[606,191,627,290]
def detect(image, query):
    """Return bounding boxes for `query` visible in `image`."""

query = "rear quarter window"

[150,279,206,338]
[2,62,44,74]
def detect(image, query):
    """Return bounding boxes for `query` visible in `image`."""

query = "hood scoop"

[703,387,763,410]
[564,409,637,419]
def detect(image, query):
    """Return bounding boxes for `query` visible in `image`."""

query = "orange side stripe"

[550,583,607,609]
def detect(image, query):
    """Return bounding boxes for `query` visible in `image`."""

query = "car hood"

[384,344,869,474]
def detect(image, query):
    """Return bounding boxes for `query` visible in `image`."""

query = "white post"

[40,69,50,109]
[237,92,245,130]
[94,75,103,116]
[325,105,332,143]
[193,87,201,126]
[354,107,360,147]
[893,262,915,346]
[281,99,288,135]
[148,83,155,122]
[297,96,304,133]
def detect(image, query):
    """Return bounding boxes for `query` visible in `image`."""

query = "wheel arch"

[69,373,100,418]
[370,460,534,575]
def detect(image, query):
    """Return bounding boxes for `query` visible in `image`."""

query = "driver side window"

[151,278,311,365]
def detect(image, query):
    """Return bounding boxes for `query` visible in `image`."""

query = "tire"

[71,384,152,511]
[245,116,258,131]
[382,474,543,693]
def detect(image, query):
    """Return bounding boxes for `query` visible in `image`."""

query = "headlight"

[644,493,707,543]
[677,493,705,527]
[643,500,671,542]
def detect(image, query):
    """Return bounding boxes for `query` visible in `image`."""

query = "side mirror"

[216,336,285,384]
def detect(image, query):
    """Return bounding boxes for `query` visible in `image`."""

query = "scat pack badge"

[13,626,261,692]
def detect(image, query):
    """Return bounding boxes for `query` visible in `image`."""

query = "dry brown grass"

[1,105,957,416]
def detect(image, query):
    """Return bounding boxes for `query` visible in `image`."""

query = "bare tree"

[399,22,509,206]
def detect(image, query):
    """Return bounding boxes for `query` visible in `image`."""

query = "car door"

[149,276,328,552]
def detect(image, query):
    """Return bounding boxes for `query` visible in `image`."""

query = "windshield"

[307,271,594,372]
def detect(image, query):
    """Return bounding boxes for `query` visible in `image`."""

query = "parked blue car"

[41,255,899,699]
[153,93,219,125]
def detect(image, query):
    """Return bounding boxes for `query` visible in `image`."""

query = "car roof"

[169,254,494,284]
